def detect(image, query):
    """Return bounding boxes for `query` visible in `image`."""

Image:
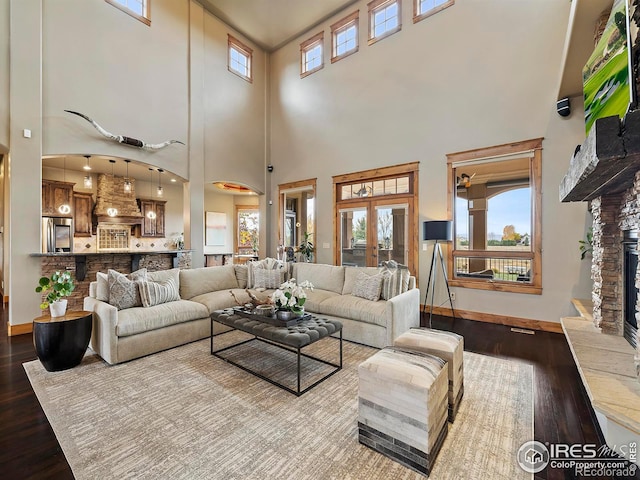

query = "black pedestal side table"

[33,310,93,372]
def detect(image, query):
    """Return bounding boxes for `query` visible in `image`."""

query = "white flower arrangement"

[271,278,314,315]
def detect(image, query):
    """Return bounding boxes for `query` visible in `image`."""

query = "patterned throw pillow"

[247,258,287,288]
[137,277,180,307]
[380,260,410,300]
[352,272,384,302]
[107,268,147,310]
[252,268,284,289]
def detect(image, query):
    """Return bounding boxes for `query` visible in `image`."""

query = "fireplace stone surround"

[560,112,640,463]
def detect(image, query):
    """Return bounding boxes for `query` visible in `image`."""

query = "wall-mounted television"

[583,0,635,135]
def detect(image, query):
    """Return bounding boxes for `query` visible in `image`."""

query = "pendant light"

[106,159,118,217]
[156,168,164,197]
[83,155,93,188]
[124,159,132,193]
[147,168,156,219]
[58,157,71,215]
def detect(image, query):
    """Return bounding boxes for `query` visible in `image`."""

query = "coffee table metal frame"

[210,314,343,396]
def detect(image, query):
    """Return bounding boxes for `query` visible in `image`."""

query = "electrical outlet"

[450,292,456,301]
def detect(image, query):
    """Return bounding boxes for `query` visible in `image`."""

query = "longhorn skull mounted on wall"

[65,110,185,151]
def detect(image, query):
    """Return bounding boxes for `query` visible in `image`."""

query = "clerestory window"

[413,0,454,24]
[105,0,150,26]
[368,0,401,45]
[300,32,324,78]
[331,11,359,63]
[228,35,253,83]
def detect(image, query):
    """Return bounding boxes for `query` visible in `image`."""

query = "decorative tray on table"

[230,306,310,327]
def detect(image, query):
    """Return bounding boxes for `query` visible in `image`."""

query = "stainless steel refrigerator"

[42,217,73,253]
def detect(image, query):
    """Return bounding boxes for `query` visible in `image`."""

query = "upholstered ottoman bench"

[394,328,464,422]
[358,347,448,476]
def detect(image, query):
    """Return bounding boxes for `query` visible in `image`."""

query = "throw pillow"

[352,272,384,302]
[107,268,147,310]
[247,258,287,288]
[234,264,248,288]
[252,268,284,289]
[380,261,410,300]
[137,277,180,308]
[96,271,109,302]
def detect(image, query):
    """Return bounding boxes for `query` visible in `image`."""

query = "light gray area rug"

[24,331,533,479]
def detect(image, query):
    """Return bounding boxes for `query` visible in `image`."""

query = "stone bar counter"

[30,250,193,311]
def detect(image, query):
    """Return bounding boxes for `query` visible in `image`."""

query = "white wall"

[0,0,8,151]
[269,0,591,323]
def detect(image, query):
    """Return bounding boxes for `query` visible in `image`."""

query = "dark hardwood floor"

[1,307,637,479]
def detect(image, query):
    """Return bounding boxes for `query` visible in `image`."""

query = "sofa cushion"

[319,295,388,327]
[108,269,147,310]
[352,272,384,301]
[300,289,340,312]
[179,265,239,300]
[138,277,180,308]
[293,263,345,295]
[191,288,252,314]
[343,267,382,295]
[115,299,209,337]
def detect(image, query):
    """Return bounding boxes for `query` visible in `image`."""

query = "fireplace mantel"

[560,111,640,203]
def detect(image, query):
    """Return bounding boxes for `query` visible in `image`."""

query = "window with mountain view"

[447,138,542,294]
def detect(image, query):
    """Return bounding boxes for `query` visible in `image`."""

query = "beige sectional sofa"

[84,261,419,365]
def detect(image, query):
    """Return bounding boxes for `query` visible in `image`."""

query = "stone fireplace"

[560,112,640,461]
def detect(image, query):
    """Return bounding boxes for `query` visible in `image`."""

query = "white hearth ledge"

[562,313,640,464]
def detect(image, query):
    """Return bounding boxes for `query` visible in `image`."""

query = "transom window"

[228,35,253,83]
[447,138,543,295]
[368,0,402,45]
[414,0,454,23]
[331,11,359,63]
[300,32,324,78]
[340,176,410,200]
[105,0,150,25]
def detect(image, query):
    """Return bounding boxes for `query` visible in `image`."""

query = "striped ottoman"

[358,347,448,476]
[394,328,464,422]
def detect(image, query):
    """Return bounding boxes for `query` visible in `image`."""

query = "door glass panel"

[340,207,367,266]
[375,204,407,266]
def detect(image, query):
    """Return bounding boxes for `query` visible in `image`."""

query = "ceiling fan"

[456,172,476,188]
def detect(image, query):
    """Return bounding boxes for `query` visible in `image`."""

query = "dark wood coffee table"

[210,309,343,396]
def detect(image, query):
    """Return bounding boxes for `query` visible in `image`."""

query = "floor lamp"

[423,220,455,328]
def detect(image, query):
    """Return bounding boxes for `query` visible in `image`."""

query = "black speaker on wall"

[556,97,571,117]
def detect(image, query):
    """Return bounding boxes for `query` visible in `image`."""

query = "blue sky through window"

[455,187,531,241]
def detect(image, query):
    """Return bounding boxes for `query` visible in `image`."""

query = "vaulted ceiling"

[199,0,359,51]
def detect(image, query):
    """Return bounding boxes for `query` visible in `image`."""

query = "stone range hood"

[94,173,143,224]
[560,111,640,202]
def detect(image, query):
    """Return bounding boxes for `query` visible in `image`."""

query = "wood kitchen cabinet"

[137,199,166,237]
[42,180,75,217]
[73,192,94,237]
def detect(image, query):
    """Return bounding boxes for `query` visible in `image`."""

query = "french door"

[338,201,409,267]
[333,162,419,276]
